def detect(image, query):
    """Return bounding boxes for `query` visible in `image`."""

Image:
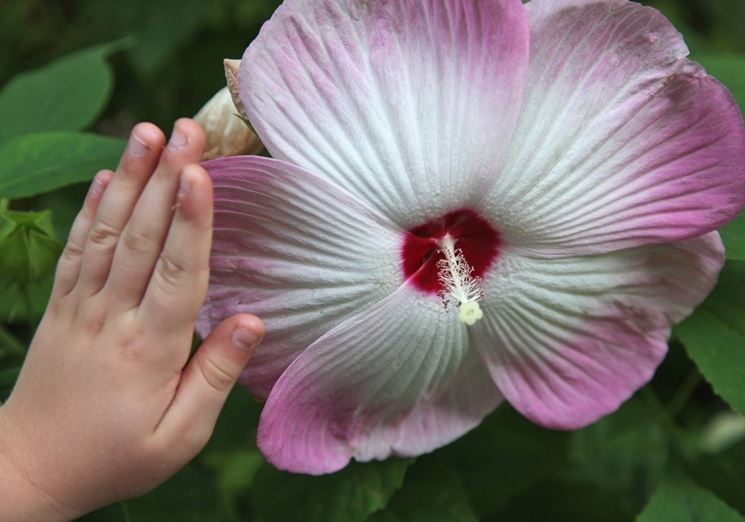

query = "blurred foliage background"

[1,1,745,521]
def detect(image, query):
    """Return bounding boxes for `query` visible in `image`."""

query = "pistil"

[436,234,484,326]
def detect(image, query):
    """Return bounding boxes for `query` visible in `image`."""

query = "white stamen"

[436,235,484,326]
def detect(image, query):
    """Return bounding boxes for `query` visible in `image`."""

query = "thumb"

[154,314,264,454]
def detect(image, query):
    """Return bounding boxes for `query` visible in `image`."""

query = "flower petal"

[240,0,529,226]
[473,233,724,429]
[258,284,502,474]
[197,156,402,397]
[481,0,745,255]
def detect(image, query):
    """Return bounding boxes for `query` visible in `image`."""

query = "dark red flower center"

[401,209,501,295]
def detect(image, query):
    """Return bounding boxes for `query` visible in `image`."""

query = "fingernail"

[87,171,112,199]
[128,133,149,156]
[169,127,188,149]
[232,327,259,351]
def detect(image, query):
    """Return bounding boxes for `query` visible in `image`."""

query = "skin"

[0,119,265,521]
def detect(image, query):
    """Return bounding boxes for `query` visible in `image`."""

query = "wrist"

[0,406,72,522]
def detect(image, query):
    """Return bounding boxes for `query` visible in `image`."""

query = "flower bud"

[194,75,262,160]
[0,209,61,286]
[223,58,245,118]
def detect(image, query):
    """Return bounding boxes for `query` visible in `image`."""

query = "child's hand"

[0,119,264,521]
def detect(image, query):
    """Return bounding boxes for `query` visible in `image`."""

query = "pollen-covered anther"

[436,234,484,325]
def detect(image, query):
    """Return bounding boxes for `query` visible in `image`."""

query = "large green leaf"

[564,396,668,516]
[198,388,263,519]
[637,476,744,522]
[721,213,745,261]
[367,460,478,522]
[688,437,745,517]
[0,40,126,143]
[0,132,125,199]
[127,465,226,522]
[80,464,227,522]
[676,261,745,416]
[486,478,631,522]
[439,406,570,519]
[252,459,410,522]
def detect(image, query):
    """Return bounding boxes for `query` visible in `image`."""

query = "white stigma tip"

[458,301,484,326]
[436,235,484,326]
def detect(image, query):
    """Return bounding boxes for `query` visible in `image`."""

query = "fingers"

[153,315,264,455]
[138,164,213,331]
[51,170,114,299]
[75,123,166,296]
[106,119,205,306]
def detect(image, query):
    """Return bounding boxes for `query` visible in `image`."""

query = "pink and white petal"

[240,0,529,227]
[481,0,745,255]
[381,345,503,459]
[473,233,724,429]
[258,284,502,475]
[197,156,403,398]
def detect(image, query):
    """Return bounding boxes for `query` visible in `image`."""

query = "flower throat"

[401,209,501,325]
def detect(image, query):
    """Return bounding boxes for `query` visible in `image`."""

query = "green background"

[1,1,745,520]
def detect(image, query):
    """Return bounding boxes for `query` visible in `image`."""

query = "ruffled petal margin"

[197,156,402,397]
[473,233,724,429]
[240,0,530,227]
[481,0,745,255]
[258,284,502,475]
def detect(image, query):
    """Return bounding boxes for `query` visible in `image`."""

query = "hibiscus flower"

[197,0,745,474]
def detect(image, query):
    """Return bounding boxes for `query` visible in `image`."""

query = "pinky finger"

[51,170,114,300]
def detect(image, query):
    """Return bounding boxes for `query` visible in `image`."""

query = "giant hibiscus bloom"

[197,0,745,474]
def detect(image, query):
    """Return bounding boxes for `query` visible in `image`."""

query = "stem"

[120,502,131,522]
[667,369,702,420]
[642,387,697,463]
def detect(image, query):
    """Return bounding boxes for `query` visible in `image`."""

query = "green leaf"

[0,40,127,143]
[124,464,227,522]
[676,261,745,416]
[0,209,61,285]
[485,478,630,522]
[200,386,262,454]
[720,212,745,261]
[0,274,53,324]
[84,0,208,75]
[564,396,668,516]
[637,475,744,522]
[688,437,745,517]
[0,132,125,199]
[694,54,745,112]
[439,406,570,519]
[367,460,478,522]
[202,448,263,520]
[76,503,128,522]
[252,459,411,522]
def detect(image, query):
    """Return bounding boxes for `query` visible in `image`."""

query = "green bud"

[0,209,62,285]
